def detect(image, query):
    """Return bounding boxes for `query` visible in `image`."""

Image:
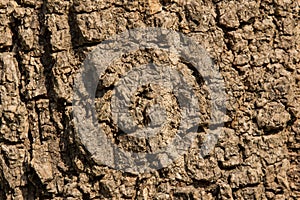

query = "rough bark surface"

[0,0,299,199]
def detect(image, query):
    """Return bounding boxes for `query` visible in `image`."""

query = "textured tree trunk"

[0,0,299,199]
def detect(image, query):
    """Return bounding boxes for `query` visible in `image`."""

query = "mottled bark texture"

[0,0,299,199]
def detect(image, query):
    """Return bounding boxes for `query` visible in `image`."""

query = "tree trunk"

[0,0,299,199]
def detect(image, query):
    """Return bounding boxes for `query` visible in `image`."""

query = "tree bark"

[0,0,299,199]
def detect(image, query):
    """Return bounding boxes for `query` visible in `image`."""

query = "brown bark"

[0,0,299,199]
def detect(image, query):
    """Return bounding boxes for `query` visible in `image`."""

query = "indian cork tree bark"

[0,0,300,199]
